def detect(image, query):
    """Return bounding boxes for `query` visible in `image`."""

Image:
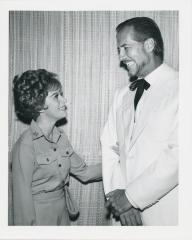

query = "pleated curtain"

[9,11,178,225]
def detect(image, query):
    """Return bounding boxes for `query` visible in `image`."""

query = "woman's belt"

[33,188,64,201]
[32,186,79,219]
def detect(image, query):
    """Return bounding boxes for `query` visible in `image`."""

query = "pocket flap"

[36,153,56,165]
[60,146,74,157]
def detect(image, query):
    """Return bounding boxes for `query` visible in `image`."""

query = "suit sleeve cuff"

[125,189,139,209]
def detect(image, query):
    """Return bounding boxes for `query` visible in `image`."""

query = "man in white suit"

[101,17,178,226]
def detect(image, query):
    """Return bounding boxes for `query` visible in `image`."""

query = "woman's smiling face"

[44,87,67,121]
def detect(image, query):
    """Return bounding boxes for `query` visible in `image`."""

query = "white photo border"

[0,0,192,239]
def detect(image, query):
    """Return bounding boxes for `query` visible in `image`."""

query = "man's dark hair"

[116,17,164,61]
[13,69,61,122]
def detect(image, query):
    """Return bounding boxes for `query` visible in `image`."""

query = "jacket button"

[46,158,49,162]
[58,164,62,167]
[53,148,57,151]
[66,151,69,155]
[33,131,39,137]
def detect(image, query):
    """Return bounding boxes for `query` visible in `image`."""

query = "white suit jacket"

[101,63,178,225]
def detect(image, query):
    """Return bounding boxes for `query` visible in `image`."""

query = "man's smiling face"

[116,26,151,78]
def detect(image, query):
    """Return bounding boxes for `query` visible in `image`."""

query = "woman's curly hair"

[13,69,62,122]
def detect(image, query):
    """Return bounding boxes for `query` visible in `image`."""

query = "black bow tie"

[129,78,150,110]
[129,78,150,91]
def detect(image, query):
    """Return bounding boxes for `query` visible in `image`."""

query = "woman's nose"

[59,95,67,104]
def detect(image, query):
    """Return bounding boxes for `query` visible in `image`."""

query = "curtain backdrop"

[9,11,178,225]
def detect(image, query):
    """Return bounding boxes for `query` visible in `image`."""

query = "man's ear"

[144,38,155,53]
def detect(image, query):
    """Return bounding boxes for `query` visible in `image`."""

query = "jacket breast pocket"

[57,147,73,174]
[59,146,74,159]
[36,152,57,165]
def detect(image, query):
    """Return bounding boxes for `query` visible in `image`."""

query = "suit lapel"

[116,87,135,149]
[129,78,164,150]
[119,89,135,181]
[121,89,135,142]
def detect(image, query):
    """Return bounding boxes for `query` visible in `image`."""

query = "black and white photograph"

[8,10,179,227]
[0,0,192,239]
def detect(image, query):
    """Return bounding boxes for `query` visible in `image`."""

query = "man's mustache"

[119,61,127,70]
